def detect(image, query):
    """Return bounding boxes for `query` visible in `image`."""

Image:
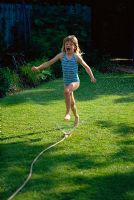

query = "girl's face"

[65,41,76,53]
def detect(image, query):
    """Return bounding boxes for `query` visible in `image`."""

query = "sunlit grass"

[0,71,134,200]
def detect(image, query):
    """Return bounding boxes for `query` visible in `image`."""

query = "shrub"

[0,68,11,97]
[0,58,53,97]
[8,71,22,94]
[20,64,40,87]
[0,68,22,97]
[20,58,52,87]
[39,69,52,81]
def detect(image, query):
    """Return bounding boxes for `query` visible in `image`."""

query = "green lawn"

[0,71,134,200]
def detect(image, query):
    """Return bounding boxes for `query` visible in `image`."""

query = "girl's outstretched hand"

[31,66,39,71]
[91,77,96,83]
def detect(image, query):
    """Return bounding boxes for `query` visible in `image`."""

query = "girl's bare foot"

[74,115,79,127]
[64,114,71,121]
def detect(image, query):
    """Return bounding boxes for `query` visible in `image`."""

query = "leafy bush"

[1,5,93,97]
[0,67,22,97]
[8,70,22,94]
[39,70,52,81]
[20,58,52,87]
[20,64,40,87]
[0,68,11,97]
[0,58,53,97]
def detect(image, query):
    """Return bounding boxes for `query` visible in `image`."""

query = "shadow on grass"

[0,73,134,199]
[0,73,134,106]
[1,133,134,200]
[0,127,66,142]
[95,119,134,165]
[113,96,134,103]
[0,79,64,106]
[77,73,134,102]
[68,171,134,200]
[0,142,107,199]
[96,120,134,136]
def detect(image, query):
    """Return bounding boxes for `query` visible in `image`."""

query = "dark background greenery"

[0,3,92,97]
[0,0,133,97]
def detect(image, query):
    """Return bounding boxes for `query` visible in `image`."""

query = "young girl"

[32,35,96,127]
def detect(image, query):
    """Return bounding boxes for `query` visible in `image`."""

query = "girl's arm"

[77,54,96,83]
[32,53,63,71]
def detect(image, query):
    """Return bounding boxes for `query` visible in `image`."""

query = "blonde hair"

[61,35,83,56]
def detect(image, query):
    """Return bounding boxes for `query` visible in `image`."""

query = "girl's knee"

[64,88,70,96]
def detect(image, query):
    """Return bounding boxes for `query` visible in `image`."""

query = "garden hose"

[7,124,79,200]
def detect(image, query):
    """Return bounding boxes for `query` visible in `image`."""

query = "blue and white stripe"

[61,53,80,85]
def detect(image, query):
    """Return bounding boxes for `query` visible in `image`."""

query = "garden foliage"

[0,5,91,97]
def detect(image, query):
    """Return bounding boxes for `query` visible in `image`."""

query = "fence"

[0,2,91,49]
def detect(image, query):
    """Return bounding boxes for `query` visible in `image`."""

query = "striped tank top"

[61,53,80,85]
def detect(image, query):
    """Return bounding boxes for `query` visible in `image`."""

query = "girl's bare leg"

[70,92,79,127]
[70,92,78,117]
[64,82,79,121]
